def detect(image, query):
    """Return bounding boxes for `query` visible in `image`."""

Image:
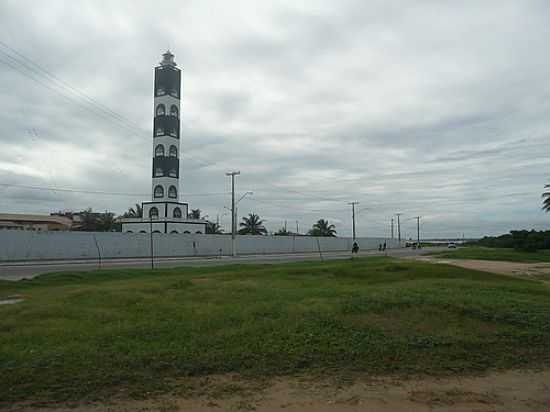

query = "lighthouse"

[121,51,207,234]
[151,50,181,203]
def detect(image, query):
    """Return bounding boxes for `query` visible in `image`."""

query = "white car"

[447,242,457,249]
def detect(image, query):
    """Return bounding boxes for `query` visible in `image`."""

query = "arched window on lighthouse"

[168,168,177,177]
[149,207,159,219]
[170,105,178,117]
[155,144,165,157]
[156,104,166,116]
[168,185,178,199]
[173,207,182,218]
[155,126,164,136]
[154,167,163,177]
[154,185,164,198]
[169,145,177,157]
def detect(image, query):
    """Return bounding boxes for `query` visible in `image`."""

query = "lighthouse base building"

[121,51,207,234]
[121,201,207,234]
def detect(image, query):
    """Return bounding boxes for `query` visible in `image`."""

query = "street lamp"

[235,191,253,225]
[227,192,253,245]
[225,171,241,256]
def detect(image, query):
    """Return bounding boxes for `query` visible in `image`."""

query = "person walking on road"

[352,242,359,254]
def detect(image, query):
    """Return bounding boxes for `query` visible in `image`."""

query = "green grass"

[1,257,550,405]
[427,246,550,262]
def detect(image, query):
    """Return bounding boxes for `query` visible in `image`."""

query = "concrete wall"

[0,230,403,261]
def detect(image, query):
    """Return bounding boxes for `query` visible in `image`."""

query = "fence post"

[316,237,324,261]
[92,234,102,270]
[149,219,154,270]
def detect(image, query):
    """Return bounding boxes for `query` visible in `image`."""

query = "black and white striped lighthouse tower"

[151,50,181,202]
[121,51,207,234]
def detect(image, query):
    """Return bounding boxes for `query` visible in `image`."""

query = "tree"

[476,229,550,251]
[188,209,201,219]
[275,227,291,236]
[123,203,142,218]
[308,219,337,237]
[98,212,118,232]
[543,184,550,212]
[206,222,224,234]
[78,208,100,231]
[75,209,120,232]
[238,213,267,235]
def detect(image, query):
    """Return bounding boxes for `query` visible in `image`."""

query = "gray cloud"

[1,0,550,238]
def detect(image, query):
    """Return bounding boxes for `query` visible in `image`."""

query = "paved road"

[0,247,445,281]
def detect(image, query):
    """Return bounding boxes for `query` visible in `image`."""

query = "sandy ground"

[7,369,550,412]
[410,256,550,285]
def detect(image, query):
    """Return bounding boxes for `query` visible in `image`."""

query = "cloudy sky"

[1,0,549,238]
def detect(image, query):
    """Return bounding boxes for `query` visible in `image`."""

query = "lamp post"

[235,191,253,228]
[225,171,240,256]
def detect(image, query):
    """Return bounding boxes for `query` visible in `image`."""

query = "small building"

[0,213,72,231]
[121,51,207,234]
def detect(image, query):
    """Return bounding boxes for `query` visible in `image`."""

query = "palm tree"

[123,203,142,218]
[543,184,550,212]
[239,213,267,235]
[188,209,201,219]
[206,222,224,234]
[308,219,337,237]
[98,212,118,232]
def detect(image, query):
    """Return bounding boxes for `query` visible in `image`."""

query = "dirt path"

[8,369,550,412]
[410,256,550,284]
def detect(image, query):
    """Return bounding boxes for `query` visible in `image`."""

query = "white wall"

[0,231,403,261]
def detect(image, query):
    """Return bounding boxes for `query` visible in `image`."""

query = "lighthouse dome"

[160,50,177,67]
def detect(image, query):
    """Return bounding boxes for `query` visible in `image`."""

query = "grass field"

[1,257,550,405]
[427,246,550,262]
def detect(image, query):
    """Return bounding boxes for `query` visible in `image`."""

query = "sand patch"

[410,257,550,285]
[0,295,24,305]
[6,369,550,412]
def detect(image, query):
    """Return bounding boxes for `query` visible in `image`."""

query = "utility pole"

[296,220,299,234]
[349,201,359,240]
[395,213,402,243]
[391,218,394,239]
[226,171,240,256]
[415,216,421,246]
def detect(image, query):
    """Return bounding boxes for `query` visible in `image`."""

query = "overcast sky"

[1,0,549,238]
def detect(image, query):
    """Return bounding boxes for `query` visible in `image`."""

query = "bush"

[475,230,550,252]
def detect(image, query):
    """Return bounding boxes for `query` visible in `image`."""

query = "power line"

[259,181,346,203]
[247,197,346,214]
[0,51,142,138]
[0,44,216,170]
[0,183,228,197]
[0,41,143,128]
